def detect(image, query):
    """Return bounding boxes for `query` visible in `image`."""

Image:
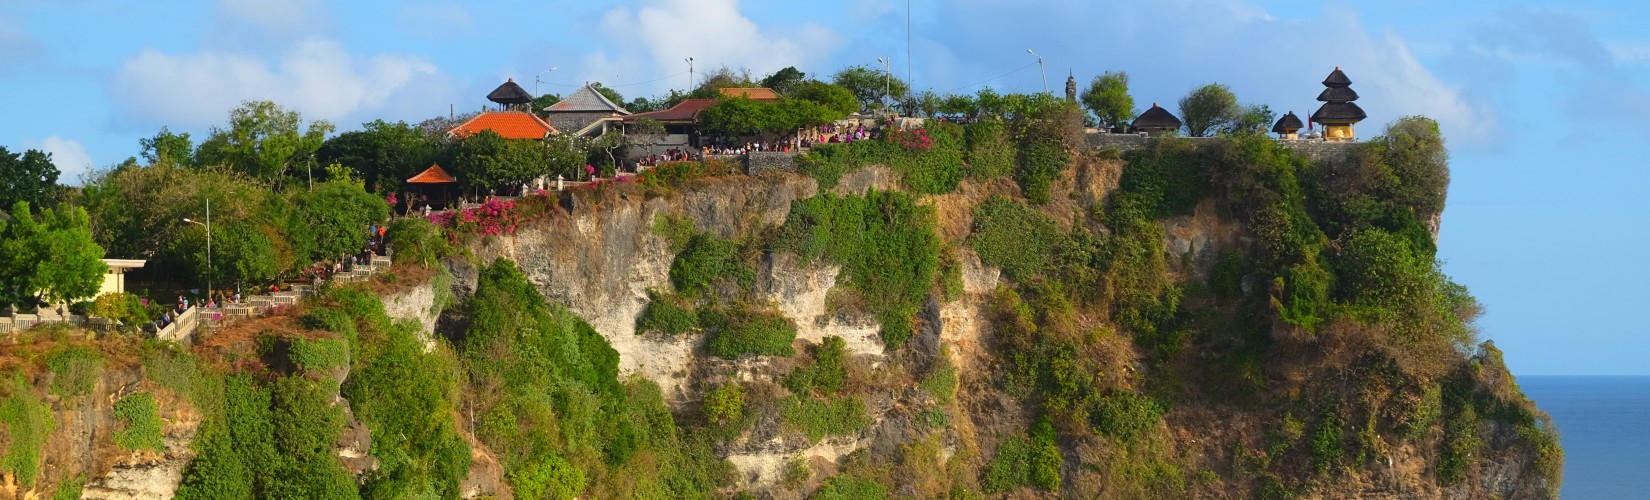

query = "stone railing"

[0,253,395,345]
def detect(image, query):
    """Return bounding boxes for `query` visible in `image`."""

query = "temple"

[1310,67,1366,142]
[1272,111,1304,140]
[1131,102,1182,136]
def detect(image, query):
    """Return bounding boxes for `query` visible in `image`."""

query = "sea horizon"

[1517,375,1650,499]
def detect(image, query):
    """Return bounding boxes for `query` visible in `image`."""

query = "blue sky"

[2,0,1646,375]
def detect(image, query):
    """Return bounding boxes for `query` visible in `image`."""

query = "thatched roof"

[1131,103,1182,131]
[1311,102,1367,124]
[1323,67,1353,87]
[1317,86,1359,102]
[1272,112,1305,134]
[546,84,631,114]
[487,78,533,105]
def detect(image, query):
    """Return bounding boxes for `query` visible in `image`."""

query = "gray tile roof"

[544,84,631,114]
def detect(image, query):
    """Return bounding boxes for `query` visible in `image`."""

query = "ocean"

[1518,376,1650,499]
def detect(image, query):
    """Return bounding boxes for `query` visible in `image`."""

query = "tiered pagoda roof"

[1310,67,1366,125]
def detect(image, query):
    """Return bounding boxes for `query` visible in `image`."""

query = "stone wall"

[1084,132,1360,167]
[746,152,801,175]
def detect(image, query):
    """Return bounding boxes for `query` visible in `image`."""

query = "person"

[233,291,241,304]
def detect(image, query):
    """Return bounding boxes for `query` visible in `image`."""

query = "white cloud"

[591,0,844,95]
[22,136,93,184]
[109,37,439,129]
[0,16,41,68]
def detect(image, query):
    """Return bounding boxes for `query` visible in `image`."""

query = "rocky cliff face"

[435,148,1556,498]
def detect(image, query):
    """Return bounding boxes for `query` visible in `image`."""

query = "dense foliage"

[0,201,107,309]
[775,190,939,347]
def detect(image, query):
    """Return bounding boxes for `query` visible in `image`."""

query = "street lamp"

[685,57,695,90]
[534,67,558,103]
[1027,49,1048,94]
[182,197,211,302]
[877,57,892,111]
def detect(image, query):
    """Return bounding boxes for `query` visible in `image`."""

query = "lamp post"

[877,57,892,111]
[685,57,695,90]
[534,67,559,102]
[1027,49,1048,94]
[182,198,211,301]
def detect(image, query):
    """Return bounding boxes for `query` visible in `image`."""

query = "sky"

[2,0,1646,375]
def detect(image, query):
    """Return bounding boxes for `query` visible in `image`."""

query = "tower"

[1065,71,1077,104]
[1310,67,1366,141]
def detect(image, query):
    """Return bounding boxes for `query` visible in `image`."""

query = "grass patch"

[782,396,868,443]
[968,196,1064,282]
[702,305,797,359]
[114,391,165,451]
[46,344,103,399]
[0,373,55,487]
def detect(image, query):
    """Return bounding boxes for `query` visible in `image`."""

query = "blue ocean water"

[1518,376,1650,499]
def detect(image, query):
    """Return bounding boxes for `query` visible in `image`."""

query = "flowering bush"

[887,126,934,151]
[425,198,520,241]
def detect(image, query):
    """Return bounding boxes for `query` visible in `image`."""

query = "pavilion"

[1272,111,1305,140]
[1131,103,1182,136]
[405,164,460,210]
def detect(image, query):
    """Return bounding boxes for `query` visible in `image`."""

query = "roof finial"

[1335,66,1340,71]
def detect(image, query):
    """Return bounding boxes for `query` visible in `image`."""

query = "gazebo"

[1131,102,1182,136]
[1272,111,1305,140]
[487,78,534,111]
[405,164,459,211]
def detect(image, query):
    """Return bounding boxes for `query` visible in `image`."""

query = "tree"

[293,179,389,261]
[452,131,551,193]
[1230,104,1276,136]
[689,66,755,99]
[0,146,60,211]
[532,94,561,115]
[314,120,438,192]
[1177,83,1240,137]
[832,65,909,111]
[0,201,107,310]
[788,80,860,118]
[1081,71,1135,131]
[195,100,335,181]
[625,118,667,154]
[761,66,808,95]
[139,127,196,167]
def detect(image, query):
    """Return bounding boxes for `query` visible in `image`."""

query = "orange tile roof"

[448,111,557,140]
[406,164,458,184]
[720,87,781,101]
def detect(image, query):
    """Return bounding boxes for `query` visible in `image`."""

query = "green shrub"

[1209,251,1244,299]
[289,336,349,373]
[90,292,150,328]
[670,233,754,297]
[46,344,103,399]
[1029,417,1062,491]
[775,190,939,348]
[781,396,868,443]
[636,289,699,335]
[114,391,165,451]
[1437,404,1480,485]
[651,213,697,253]
[784,336,847,396]
[811,474,888,500]
[52,475,84,500]
[921,349,959,406]
[981,436,1031,493]
[802,122,966,195]
[702,306,797,359]
[1118,138,1208,216]
[963,120,1014,180]
[968,196,1063,282]
[509,455,586,500]
[1090,390,1165,443]
[1310,412,1344,475]
[386,216,452,268]
[1014,135,1068,204]
[702,383,746,426]
[0,373,54,487]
